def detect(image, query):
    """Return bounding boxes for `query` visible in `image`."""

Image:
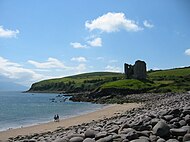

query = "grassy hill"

[99,67,190,94]
[28,67,190,96]
[148,67,190,93]
[148,67,190,77]
[28,72,124,93]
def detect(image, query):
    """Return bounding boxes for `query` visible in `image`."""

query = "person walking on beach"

[56,114,59,122]
[54,115,57,122]
[54,114,60,122]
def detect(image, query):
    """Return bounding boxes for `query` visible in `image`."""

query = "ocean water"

[0,91,104,131]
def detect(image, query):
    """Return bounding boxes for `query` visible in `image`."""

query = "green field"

[28,72,124,92]
[101,79,156,90]
[100,67,190,93]
[148,67,190,77]
[147,67,190,93]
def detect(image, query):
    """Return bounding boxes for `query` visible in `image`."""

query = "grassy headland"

[27,67,190,103]
[28,72,124,93]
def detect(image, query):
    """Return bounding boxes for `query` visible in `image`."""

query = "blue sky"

[0,0,190,86]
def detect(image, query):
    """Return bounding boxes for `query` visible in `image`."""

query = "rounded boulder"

[153,121,170,138]
[85,129,96,138]
[69,137,83,142]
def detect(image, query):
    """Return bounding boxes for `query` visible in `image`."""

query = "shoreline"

[0,104,105,132]
[0,103,141,141]
[0,103,106,132]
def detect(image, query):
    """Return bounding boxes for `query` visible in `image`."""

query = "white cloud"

[185,48,190,56]
[85,12,143,33]
[70,42,87,48]
[143,20,154,28]
[28,57,70,69]
[0,57,89,86]
[28,57,88,73]
[71,56,87,62]
[87,37,102,47]
[0,26,19,38]
[105,65,121,72]
[0,56,44,86]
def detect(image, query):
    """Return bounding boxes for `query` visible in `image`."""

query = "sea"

[0,91,104,131]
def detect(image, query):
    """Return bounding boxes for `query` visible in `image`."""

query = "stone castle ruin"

[124,60,147,79]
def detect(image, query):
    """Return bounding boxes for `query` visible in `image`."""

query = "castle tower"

[133,60,147,79]
[124,63,134,79]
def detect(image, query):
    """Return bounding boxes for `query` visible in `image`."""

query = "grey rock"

[169,109,181,117]
[83,138,95,142]
[163,115,174,121]
[181,126,190,133]
[178,136,183,142]
[138,136,150,141]
[108,125,120,133]
[183,133,190,142]
[170,117,179,123]
[95,131,108,140]
[173,122,181,128]
[151,118,160,126]
[153,121,170,137]
[184,114,190,124]
[179,120,186,127]
[170,128,187,136]
[135,124,151,131]
[166,139,179,142]
[69,137,83,142]
[157,138,166,142]
[112,134,123,142]
[96,135,112,142]
[158,110,168,117]
[120,122,130,130]
[112,137,123,142]
[22,139,30,142]
[140,131,151,137]
[119,128,135,134]
[29,139,37,142]
[67,134,85,139]
[183,110,190,116]
[149,135,158,142]
[126,131,139,141]
[122,139,129,142]
[85,129,96,138]
[130,139,149,142]
[136,131,149,137]
[53,138,69,142]
[112,134,121,139]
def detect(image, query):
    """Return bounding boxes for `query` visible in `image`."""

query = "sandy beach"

[0,103,141,141]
